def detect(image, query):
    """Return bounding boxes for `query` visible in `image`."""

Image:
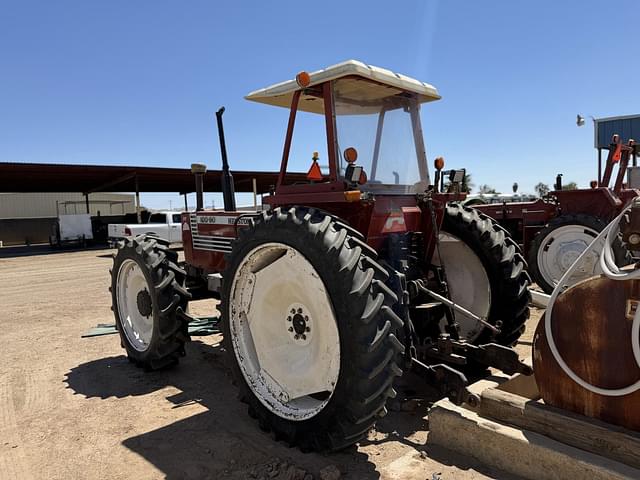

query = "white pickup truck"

[108,211,183,245]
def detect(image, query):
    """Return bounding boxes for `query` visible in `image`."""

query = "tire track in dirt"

[11,365,51,417]
[0,373,34,480]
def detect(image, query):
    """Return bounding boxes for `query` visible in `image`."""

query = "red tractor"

[472,137,638,293]
[110,61,531,451]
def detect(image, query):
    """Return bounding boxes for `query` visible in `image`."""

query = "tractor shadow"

[65,339,498,479]
[65,339,381,479]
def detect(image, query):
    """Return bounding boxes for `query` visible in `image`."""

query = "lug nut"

[304,315,308,321]
[305,327,310,332]
[290,308,296,314]
[288,327,293,332]
[287,316,292,322]
[301,334,306,340]
[297,308,303,313]
[294,334,300,340]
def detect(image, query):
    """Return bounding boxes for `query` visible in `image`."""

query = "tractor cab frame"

[245,60,463,252]
[260,70,433,197]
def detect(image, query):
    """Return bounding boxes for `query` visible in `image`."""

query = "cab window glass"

[284,95,329,184]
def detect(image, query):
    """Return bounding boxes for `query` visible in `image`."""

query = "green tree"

[461,172,474,193]
[478,184,498,194]
[443,172,474,193]
[534,182,550,197]
[563,181,578,190]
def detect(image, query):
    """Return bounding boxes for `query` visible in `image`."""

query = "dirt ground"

[0,247,541,480]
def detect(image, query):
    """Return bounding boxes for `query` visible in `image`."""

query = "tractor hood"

[245,60,441,114]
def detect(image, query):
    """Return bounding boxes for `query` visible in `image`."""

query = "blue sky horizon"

[1,0,639,209]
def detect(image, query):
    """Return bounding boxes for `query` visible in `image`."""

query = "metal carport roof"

[0,162,305,194]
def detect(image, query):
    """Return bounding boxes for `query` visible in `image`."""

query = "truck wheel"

[220,207,404,451]
[436,204,530,347]
[111,235,191,370]
[528,214,629,294]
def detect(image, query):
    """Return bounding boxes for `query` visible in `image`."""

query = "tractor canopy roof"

[245,60,441,114]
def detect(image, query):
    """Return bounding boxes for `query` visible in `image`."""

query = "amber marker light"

[343,147,358,163]
[296,71,311,88]
[590,180,598,189]
[434,157,445,170]
[344,190,361,202]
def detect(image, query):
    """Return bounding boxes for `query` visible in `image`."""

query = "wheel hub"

[229,243,340,421]
[136,289,152,317]
[287,304,311,342]
[557,239,594,273]
[537,224,600,288]
[292,314,306,334]
[433,232,491,341]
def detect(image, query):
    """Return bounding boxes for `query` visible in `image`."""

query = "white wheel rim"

[229,242,341,421]
[536,224,600,289]
[116,259,154,352]
[433,233,491,341]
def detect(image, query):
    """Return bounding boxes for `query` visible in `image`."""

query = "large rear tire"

[220,207,404,451]
[111,236,191,370]
[528,214,629,294]
[437,204,531,347]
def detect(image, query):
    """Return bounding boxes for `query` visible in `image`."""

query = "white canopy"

[245,60,440,114]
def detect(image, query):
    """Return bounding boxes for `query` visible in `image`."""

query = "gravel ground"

[0,247,539,479]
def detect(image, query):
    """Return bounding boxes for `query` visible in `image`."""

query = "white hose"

[545,206,640,396]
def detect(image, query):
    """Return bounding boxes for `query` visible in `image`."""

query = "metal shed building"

[595,114,640,149]
[0,192,135,219]
[0,192,136,246]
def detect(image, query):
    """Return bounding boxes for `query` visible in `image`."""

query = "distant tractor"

[110,61,531,451]
[473,136,638,293]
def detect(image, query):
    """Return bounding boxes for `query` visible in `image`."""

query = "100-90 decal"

[195,215,252,225]
[189,214,253,253]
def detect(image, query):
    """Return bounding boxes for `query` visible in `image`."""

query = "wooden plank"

[429,400,640,480]
[495,367,540,400]
[529,289,549,308]
[480,388,640,470]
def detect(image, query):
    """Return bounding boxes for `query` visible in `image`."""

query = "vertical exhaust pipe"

[555,173,563,191]
[216,107,236,211]
[191,163,207,211]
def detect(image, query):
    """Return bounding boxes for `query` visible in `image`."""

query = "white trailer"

[50,214,94,247]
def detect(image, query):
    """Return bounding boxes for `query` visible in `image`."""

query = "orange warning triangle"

[306,160,323,181]
[612,143,622,163]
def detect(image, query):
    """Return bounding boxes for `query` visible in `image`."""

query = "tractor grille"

[189,214,234,253]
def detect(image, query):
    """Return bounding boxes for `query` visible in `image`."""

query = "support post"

[84,193,90,214]
[191,164,207,211]
[252,178,257,208]
[409,102,431,186]
[183,193,188,211]
[135,175,141,224]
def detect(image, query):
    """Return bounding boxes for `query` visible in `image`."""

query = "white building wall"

[0,192,136,219]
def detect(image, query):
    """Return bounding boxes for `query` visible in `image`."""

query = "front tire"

[111,236,191,370]
[437,204,531,347]
[220,207,404,451]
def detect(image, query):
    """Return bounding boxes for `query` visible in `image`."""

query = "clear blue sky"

[1,0,639,209]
